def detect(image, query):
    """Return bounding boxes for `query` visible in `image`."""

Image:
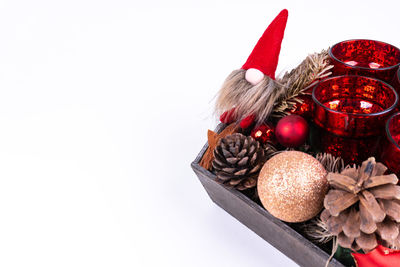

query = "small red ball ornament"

[251,124,275,144]
[275,115,309,147]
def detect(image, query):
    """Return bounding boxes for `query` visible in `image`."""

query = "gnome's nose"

[245,68,265,85]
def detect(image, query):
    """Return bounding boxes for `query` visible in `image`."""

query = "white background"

[0,0,399,266]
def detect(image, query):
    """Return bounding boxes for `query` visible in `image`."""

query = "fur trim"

[235,77,284,125]
[215,69,248,117]
[215,69,285,125]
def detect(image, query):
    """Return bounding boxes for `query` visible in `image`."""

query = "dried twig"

[316,153,346,173]
[303,217,334,244]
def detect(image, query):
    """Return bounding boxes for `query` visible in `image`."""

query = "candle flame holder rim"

[329,39,400,72]
[312,75,398,117]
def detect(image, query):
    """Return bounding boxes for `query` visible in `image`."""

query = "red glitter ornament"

[275,115,309,148]
[251,124,275,144]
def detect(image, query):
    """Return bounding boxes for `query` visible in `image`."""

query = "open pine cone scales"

[212,133,266,190]
[321,157,400,252]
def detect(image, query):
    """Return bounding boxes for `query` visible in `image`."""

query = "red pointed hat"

[242,9,288,80]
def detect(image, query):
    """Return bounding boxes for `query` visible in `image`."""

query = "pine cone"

[212,133,266,190]
[321,157,400,252]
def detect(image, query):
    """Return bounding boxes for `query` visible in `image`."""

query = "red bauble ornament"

[251,124,275,144]
[275,115,309,148]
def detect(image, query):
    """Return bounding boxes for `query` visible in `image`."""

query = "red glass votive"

[315,129,381,165]
[329,40,400,84]
[313,75,398,138]
[392,68,400,92]
[381,112,400,176]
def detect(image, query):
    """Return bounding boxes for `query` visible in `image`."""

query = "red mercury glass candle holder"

[313,75,398,137]
[380,112,400,177]
[312,75,398,164]
[392,68,400,92]
[329,39,400,84]
[314,130,381,165]
[398,67,400,85]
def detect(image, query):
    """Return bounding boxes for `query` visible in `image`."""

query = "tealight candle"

[329,40,400,84]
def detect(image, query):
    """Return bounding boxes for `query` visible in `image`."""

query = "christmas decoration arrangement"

[195,8,400,267]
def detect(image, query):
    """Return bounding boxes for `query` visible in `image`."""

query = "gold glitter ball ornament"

[257,151,328,223]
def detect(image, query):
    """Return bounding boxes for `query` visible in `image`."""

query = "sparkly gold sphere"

[257,151,328,223]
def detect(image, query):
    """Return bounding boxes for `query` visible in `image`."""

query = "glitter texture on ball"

[257,151,328,223]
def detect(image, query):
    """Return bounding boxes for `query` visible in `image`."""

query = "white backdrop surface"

[0,0,399,266]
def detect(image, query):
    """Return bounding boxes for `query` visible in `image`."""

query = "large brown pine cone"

[212,133,266,190]
[321,157,400,252]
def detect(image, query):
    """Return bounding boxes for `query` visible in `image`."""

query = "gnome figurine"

[216,9,288,128]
